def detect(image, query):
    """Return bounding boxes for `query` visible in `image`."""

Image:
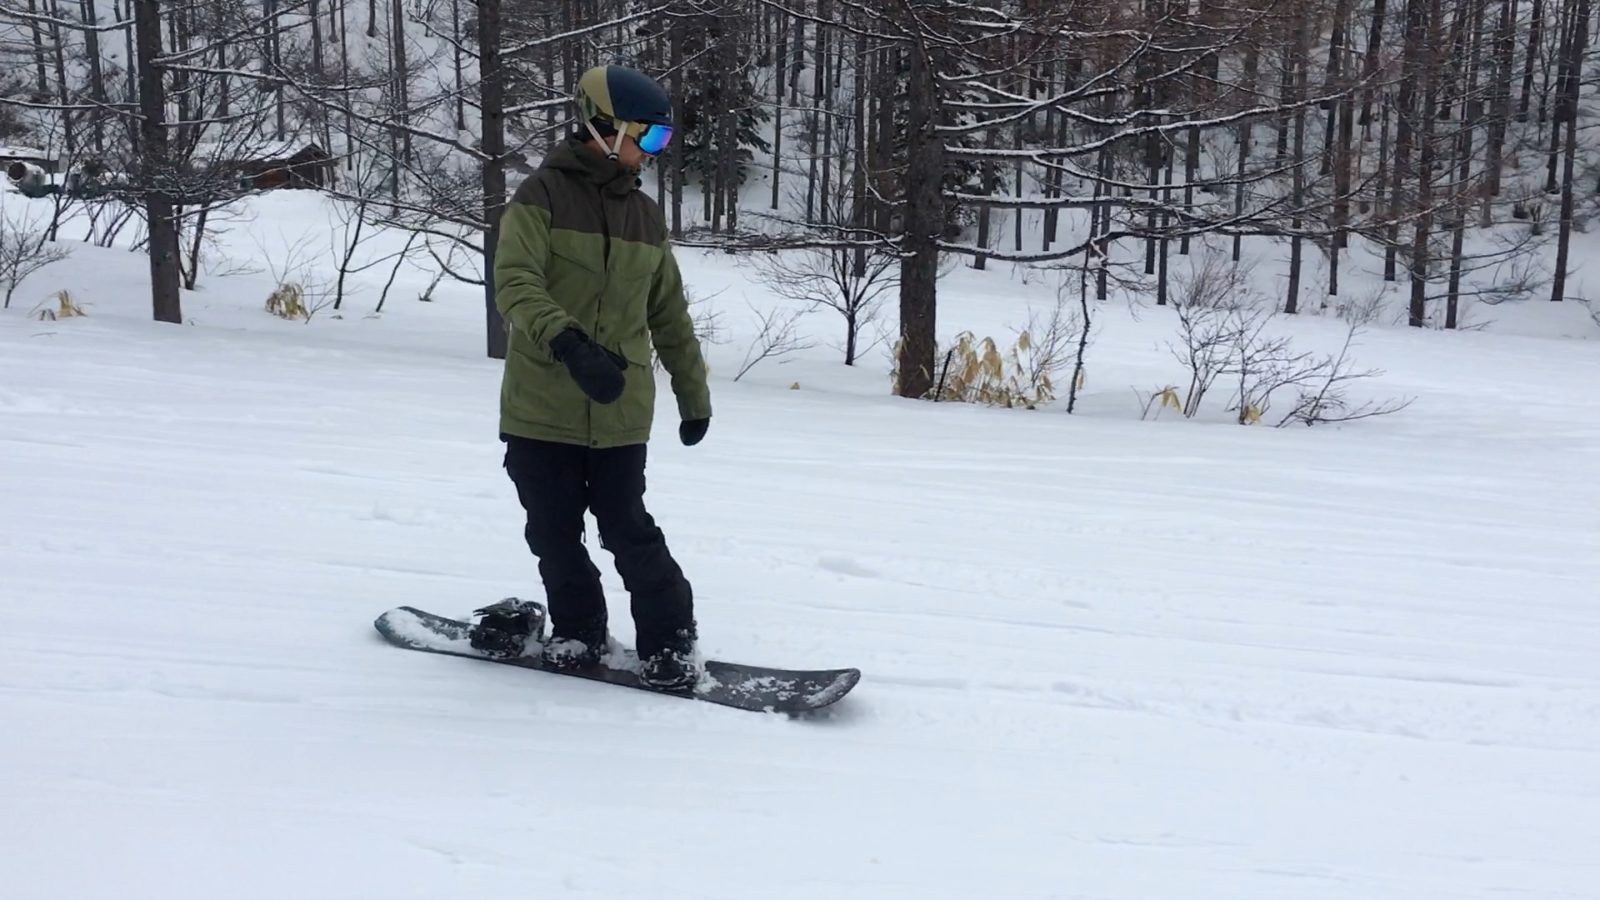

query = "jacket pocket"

[618,333,655,368]
[545,233,606,322]
[548,230,606,273]
[611,333,657,435]
[605,241,661,298]
[504,345,570,427]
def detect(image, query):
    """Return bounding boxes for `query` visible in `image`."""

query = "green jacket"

[494,137,710,448]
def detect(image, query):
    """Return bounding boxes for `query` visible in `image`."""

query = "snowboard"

[373,603,861,716]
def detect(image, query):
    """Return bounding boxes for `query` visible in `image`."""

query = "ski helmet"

[574,64,675,159]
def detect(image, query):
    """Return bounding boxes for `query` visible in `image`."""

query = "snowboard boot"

[469,598,546,659]
[637,622,699,690]
[640,647,699,690]
[638,624,698,689]
[539,620,610,670]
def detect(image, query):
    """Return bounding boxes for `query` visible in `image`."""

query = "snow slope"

[3,195,1600,899]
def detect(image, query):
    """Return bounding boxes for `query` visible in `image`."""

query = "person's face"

[615,132,649,170]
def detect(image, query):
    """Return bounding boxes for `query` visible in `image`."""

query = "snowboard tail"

[373,604,860,715]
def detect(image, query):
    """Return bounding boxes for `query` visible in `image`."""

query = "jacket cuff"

[677,390,712,421]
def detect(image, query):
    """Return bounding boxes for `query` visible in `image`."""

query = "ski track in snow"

[3,256,1600,899]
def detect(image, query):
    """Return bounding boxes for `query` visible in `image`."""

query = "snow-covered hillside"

[2,185,1599,899]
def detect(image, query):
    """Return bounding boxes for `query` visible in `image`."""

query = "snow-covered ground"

[3,188,1599,899]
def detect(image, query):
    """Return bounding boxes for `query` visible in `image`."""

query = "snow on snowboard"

[373,603,861,715]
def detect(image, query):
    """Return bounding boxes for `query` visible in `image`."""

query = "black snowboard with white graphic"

[373,605,860,715]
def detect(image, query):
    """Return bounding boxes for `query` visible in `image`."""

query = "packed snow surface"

[3,193,1599,899]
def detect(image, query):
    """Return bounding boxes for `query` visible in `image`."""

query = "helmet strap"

[583,118,628,161]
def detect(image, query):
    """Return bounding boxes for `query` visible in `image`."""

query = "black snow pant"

[502,434,695,659]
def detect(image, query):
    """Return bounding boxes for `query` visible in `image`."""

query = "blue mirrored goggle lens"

[637,124,673,155]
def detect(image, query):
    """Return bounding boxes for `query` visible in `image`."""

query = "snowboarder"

[480,63,711,690]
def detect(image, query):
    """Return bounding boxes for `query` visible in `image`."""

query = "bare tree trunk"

[27,0,49,96]
[1095,162,1112,301]
[213,25,233,124]
[392,0,411,164]
[1409,0,1443,327]
[874,45,895,237]
[973,125,995,270]
[1277,39,1294,157]
[1286,20,1307,315]
[1551,0,1589,302]
[805,0,828,224]
[1157,157,1171,306]
[1387,0,1426,282]
[895,40,942,399]
[771,5,786,211]
[541,7,557,152]
[712,20,733,233]
[167,6,189,152]
[481,0,508,358]
[134,0,181,324]
[1374,92,1392,218]
[452,0,465,131]
[260,0,284,139]
[340,0,353,183]
[1360,0,1388,130]
[1447,0,1487,328]
[1068,247,1095,413]
[1234,45,1257,262]
[46,0,73,156]
[1012,105,1024,252]
[117,0,134,105]
[183,207,207,291]
[308,0,329,174]
[1321,0,1351,175]
[852,23,868,276]
[669,17,684,237]
[1544,0,1576,193]
[1484,0,1517,195]
[1180,123,1198,255]
[1041,59,1060,251]
[789,9,804,105]
[1519,0,1543,120]
[80,0,108,154]
[1331,34,1356,293]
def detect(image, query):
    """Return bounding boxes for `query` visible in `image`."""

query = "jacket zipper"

[590,185,610,445]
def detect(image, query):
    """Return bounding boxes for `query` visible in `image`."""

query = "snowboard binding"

[468,598,547,659]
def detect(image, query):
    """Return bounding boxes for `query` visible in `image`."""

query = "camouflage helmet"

[574,64,673,133]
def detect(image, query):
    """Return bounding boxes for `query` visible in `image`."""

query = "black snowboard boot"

[637,621,698,689]
[640,639,699,690]
[540,619,610,670]
[640,649,697,689]
[636,624,694,685]
[469,598,546,658]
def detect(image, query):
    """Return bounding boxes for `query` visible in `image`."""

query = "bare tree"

[0,202,70,307]
[746,243,895,366]
[1276,325,1415,426]
[744,165,899,365]
[734,300,815,381]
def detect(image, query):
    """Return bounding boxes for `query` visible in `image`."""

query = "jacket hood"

[544,135,640,197]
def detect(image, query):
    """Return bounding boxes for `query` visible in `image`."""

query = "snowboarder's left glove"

[679,417,709,446]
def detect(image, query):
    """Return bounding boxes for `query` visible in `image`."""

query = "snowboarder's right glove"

[550,327,625,404]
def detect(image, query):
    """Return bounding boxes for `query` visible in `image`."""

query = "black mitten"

[679,418,709,446]
[549,328,625,404]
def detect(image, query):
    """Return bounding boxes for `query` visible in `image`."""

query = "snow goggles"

[635,122,674,155]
